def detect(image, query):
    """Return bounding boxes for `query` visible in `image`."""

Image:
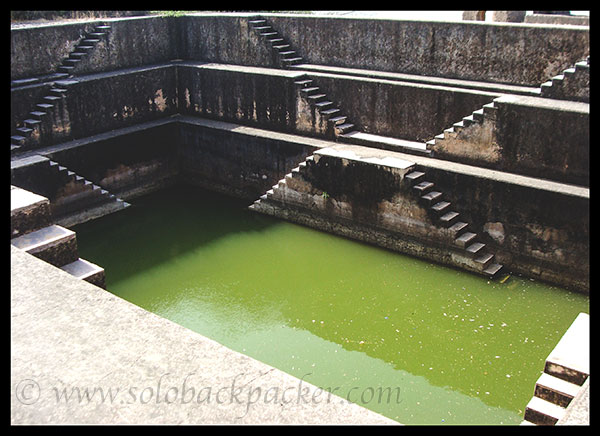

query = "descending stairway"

[540,57,590,102]
[251,153,504,280]
[403,168,503,278]
[249,17,436,155]
[11,156,130,227]
[248,17,356,139]
[44,159,130,227]
[11,23,111,154]
[522,313,589,425]
[11,185,106,288]
[425,100,498,151]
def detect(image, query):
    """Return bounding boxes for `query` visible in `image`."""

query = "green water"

[74,185,589,425]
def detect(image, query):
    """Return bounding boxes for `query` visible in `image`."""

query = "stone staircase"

[11,156,130,227]
[11,24,111,154]
[425,100,498,152]
[540,57,590,103]
[403,168,503,278]
[251,152,504,280]
[11,185,106,288]
[249,16,436,156]
[522,312,589,425]
[45,159,130,227]
[249,17,357,139]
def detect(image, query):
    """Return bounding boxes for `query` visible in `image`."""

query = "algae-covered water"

[74,185,589,424]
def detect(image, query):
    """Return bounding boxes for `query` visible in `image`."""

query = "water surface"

[74,185,589,424]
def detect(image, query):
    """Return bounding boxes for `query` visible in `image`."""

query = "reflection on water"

[75,185,589,424]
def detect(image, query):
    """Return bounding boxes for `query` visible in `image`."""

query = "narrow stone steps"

[11,25,112,154]
[431,201,451,214]
[11,224,78,267]
[60,258,105,288]
[534,372,581,408]
[524,396,566,425]
[465,241,486,256]
[11,186,52,238]
[455,231,477,248]
[421,190,442,205]
[413,181,434,194]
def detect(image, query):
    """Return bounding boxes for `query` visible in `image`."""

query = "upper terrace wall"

[11,16,180,80]
[263,14,589,87]
[12,13,589,87]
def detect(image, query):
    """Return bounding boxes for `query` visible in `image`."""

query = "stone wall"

[264,14,589,86]
[11,13,589,88]
[253,145,589,292]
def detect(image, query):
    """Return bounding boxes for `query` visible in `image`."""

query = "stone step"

[60,258,106,289]
[524,396,566,425]
[11,224,78,267]
[544,312,589,386]
[16,126,34,136]
[413,181,434,195]
[29,111,47,120]
[11,187,52,238]
[328,115,347,125]
[431,201,451,214]
[295,79,313,87]
[483,262,503,278]
[534,372,581,408]
[474,252,495,269]
[404,171,426,185]
[465,241,486,256]
[446,219,468,233]
[11,135,27,144]
[455,231,477,248]
[282,57,303,65]
[320,108,340,117]
[421,190,442,205]
[307,93,327,102]
[63,57,81,66]
[315,100,334,110]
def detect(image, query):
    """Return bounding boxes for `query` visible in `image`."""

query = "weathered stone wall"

[307,73,498,141]
[430,95,589,186]
[421,165,589,291]
[11,16,180,80]
[178,14,276,68]
[11,13,589,88]
[254,146,589,292]
[40,122,180,201]
[177,118,318,199]
[65,65,178,140]
[264,14,589,86]
[176,63,302,135]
